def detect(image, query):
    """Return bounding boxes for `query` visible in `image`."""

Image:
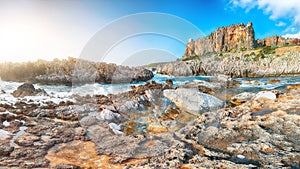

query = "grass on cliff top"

[144,45,300,66]
[182,55,200,61]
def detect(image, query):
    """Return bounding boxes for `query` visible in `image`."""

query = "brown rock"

[253,81,260,86]
[12,83,48,97]
[148,122,169,133]
[268,79,280,84]
[14,132,40,147]
[286,84,300,91]
[198,85,215,95]
[261,147,275,153]
[264,36,300,47]
[46,140,145,168]
[183,22,255,59]
[166,79,173,87]
[245,80,252,84]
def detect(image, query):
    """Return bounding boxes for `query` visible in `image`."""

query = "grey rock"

[97,109,122,122]
[231,92,256,105]
[163,88,224,114]
[11,83,48,98]
[254,91,277,100]
[87,124,173,159]
[118,100,146,115]
[156,61,193,77]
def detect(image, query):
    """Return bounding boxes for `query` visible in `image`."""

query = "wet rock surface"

[11,83,48,97]
[0,81,299,168]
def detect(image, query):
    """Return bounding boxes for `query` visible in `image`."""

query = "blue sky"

[0,0,299,64]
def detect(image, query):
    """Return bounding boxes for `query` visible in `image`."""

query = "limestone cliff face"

[183,22,255,59]
[261,36,300,47]
[183,22,300,59]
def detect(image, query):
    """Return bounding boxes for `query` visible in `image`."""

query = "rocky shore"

[0,57,154,85]
[0,77,299,168]
[156,49,300,78]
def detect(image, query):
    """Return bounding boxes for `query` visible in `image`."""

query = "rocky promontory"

[157,46,300,78]
[183,22,300,60]
[183,22,256,59]
[0,57,153,85]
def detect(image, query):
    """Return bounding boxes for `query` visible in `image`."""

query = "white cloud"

[283,31,300,39]
[284,27,296,33]
[230,0,300,25]
[230,0,256,11]
[275,21,286,27]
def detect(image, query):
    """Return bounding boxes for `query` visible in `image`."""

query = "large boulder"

[163,88,224,114]
[254,91,276,100]
[11,83,48,97]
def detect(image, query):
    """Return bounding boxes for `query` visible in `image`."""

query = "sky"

[0,0,299,65]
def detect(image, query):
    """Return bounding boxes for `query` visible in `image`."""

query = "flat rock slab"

[87,124,174,159]
[46,140,146,168]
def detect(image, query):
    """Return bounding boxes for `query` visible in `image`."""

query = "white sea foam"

[3,120,10,127]
[0,129,11,140]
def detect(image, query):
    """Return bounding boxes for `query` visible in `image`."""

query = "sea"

[0,73,300,106]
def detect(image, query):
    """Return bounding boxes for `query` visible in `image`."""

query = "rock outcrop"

[0,57,154,85]
[183,22,255,59]
[11,83,48,97]
[183,22,300,59]
[163,88,224,114]
[258,36,300,47]
[157,52,300,78]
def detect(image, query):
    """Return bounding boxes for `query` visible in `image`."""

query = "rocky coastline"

[156,47,300,78]
[0,77,299,168]
[0,57,154,86]
[0,22,299,168]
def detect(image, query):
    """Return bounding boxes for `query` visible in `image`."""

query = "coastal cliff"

[183,22,300,59]
[183,22,255,59]
[157,46,300,78]
[257,35,300,47]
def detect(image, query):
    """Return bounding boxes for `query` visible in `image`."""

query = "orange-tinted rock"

[261,147,275,153]
[183,22,300,60]
[245,80,252,84]
[253,81,260,86]
[198,85,215,95]
[46,140,145,168]
[123,121,137,135]
[264,36,300,47]
[148,122,169,133]
[286,84,300,91]
[183,22,255,59]
[268,79,280,84]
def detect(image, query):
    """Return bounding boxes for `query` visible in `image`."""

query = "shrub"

[182,55,199,61]
[261,46,276,54]
[239,47,246,52]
